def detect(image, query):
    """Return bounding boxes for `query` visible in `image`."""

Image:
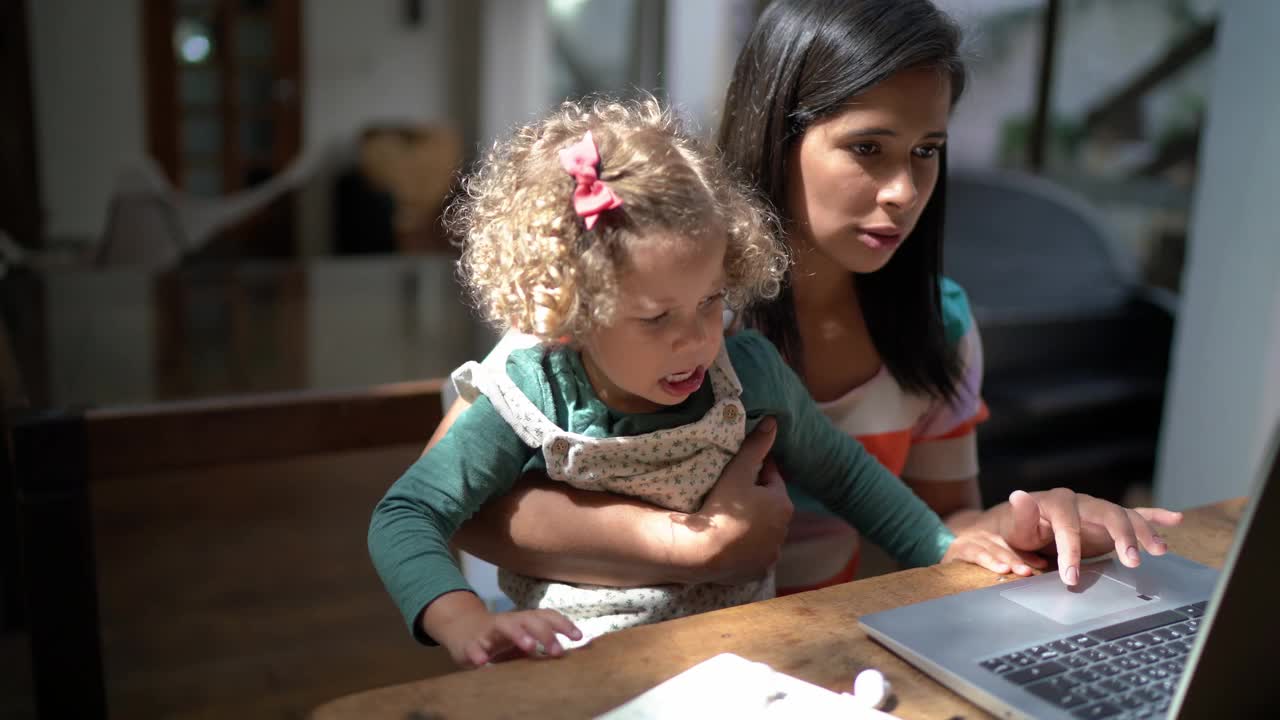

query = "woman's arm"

[434,397,792,587]
[453,478,700,586]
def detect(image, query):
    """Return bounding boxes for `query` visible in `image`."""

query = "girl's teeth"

[666,370,693,382]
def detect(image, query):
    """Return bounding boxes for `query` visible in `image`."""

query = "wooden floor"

[4,444,458,719]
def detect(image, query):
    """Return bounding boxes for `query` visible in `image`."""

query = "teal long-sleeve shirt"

[368,330,955,641]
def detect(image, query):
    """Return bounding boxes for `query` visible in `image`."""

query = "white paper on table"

[596,653,901,719]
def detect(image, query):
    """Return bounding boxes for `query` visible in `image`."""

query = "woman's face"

[786,67,952,274]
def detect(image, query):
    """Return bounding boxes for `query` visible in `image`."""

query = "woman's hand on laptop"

[997,489,1184,586]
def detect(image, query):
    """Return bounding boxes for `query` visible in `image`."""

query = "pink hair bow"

[558,130,622,229]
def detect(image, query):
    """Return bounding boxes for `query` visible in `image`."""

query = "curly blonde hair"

[451,95,787,342]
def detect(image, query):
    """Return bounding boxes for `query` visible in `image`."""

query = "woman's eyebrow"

[837,127,949,140]
[843,127,896,137]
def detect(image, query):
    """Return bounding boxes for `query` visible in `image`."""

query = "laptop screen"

[1173,422,1280,717]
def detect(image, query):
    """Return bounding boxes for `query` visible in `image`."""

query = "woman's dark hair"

[718,0,967,400]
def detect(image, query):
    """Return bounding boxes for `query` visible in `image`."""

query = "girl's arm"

[903,475,984,530]
[369,394,532,641]
[436,397,792,587]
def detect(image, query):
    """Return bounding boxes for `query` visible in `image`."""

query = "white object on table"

[597,652,901,719]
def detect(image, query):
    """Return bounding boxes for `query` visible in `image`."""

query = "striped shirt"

[777,277,989,591]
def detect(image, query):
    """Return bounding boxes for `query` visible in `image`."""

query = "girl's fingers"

[486,645,529,664]
[519,614,566,657]
[544,610,583,641]
[974,549,1007,574]
[493,623,536,654]
[1015,548,1051,570]
[486,611,580,663]
[993,537,1049,573]
[961,535,1027,575]
[465,641,491,669]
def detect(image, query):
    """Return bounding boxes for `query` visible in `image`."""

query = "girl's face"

[578,232,727,414]
[786,67,952,275]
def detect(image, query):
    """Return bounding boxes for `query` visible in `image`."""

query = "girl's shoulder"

[725,328,784,365]
[940,276,976,347]
[724,329,792,392]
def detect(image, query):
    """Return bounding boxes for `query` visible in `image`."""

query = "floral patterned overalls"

[452,345,775,645]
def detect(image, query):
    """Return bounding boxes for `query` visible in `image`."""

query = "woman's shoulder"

[940,276,976,347]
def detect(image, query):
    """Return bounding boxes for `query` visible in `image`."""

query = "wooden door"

[0,0,42,252]
[142,0,302,259]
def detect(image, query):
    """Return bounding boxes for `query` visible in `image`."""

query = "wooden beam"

[140,0,180,184]
[1028,0,1061,172]
[0,0,43,249]
[1084,22,1216,136]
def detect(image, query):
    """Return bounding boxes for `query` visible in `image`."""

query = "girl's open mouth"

[659,366,706,396]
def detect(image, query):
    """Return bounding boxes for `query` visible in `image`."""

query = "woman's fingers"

[1075,502,1181,560]
[721,417,777,488]
[756,457,785,490]
[691,420,792,584]
[1134,506,1184,528]
[1069,496,1143,568]
[1004,490,1053,551]
[1033,488,1084,584]
[1126,508,1173,555]
[1000,488,1188,581]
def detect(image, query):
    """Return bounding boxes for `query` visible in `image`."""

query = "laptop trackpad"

[1001,570,1156,625]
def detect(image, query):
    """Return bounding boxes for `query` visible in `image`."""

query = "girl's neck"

[577,347,662,415]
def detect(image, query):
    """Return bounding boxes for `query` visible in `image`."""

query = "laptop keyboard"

[980,601,1207,719]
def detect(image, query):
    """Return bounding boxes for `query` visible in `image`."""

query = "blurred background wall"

[7,0,1277,509]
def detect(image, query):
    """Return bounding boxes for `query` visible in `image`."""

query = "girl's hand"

[998,489,1183,585]
[941,527,1050,576]
[675,417,794,584]
[431,595,582,669]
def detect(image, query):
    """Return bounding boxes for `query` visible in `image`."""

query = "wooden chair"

[8,379,444,719]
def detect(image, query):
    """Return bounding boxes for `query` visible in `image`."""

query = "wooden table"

[311,499,1246,720]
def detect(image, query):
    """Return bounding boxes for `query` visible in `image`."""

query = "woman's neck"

[788,244,882,401]
[790,245,859,322]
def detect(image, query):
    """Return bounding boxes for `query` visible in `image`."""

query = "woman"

[430,0,1179,598]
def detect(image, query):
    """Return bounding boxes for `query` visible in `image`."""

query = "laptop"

[860,421,1280,719]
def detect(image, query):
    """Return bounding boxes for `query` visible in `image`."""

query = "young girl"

[369,96,1001,669]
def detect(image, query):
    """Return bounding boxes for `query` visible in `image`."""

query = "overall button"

[550,438,570,455]
[722,405,740,422]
